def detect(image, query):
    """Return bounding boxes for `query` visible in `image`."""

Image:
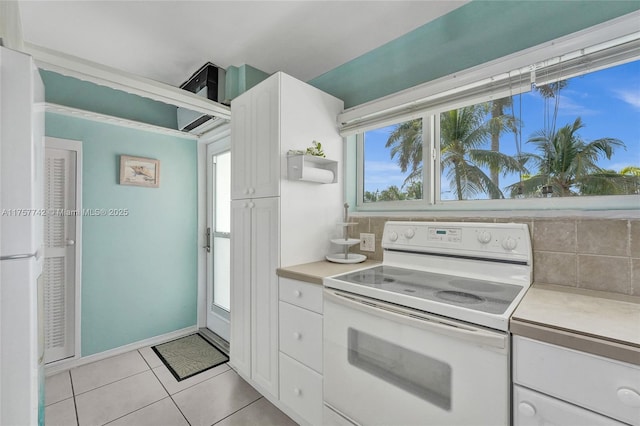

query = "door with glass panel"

[206,143,231,340]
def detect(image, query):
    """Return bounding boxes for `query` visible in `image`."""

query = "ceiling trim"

[45,103,198,141]
[26,43,231,121]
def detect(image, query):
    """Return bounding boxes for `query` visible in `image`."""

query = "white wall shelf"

[287,154,338,184]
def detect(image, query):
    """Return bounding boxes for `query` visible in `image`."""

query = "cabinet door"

[230,94,252,200]
[229,200,252,376]
[251,197,280,397]
[514,385,625,426]
[230,74,280,200]
[514,336,640,425]
[250,76,280,198]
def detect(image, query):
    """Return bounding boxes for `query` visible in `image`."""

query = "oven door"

[323,289,510,426]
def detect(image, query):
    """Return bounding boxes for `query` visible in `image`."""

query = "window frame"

[352,19,640,212]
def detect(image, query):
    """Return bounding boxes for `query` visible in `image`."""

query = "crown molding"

[26,43,230,121]
[45,103,198,140]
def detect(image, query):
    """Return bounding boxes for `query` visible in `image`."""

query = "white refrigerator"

[0,46,46,426]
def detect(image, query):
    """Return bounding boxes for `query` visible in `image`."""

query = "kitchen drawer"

[514,336,640,425]
[279,277,323,314]
[279,301,323,373]
[280,352,323,426]
[514,385,625,426]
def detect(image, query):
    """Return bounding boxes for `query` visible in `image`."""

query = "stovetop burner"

[350,270,396,285]
[436,290,485,304]
[450,279,502,293]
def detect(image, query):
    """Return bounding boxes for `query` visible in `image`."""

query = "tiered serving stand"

[325,203,366,264]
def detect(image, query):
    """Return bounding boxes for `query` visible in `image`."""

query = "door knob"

[65,239,75,246]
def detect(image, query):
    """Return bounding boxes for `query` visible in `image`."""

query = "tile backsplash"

[348,216,639,296]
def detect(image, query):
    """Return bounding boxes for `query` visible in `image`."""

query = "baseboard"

[44,325,198,376]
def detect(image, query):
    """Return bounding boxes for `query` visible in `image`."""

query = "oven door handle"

[324,289,507,350]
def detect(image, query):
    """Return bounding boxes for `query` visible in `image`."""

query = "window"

[353,34,640,210]
[212,151,231,313]
[363,119,424,202]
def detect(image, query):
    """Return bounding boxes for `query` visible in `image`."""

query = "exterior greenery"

[365,81,639,202]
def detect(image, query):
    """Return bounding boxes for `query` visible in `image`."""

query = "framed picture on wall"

[119,155,160,188]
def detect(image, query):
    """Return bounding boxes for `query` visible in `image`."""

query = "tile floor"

[45,344,297,426]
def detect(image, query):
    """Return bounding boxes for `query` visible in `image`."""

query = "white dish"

[330,238,361,246]
[326,253,367,264]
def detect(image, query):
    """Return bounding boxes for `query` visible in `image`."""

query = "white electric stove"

[323,221,532,426]
[325,221,532,331]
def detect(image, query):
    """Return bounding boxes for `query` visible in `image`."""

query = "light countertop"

[511,284,640,365]
[277,261,640,365]
[276,260,380,285]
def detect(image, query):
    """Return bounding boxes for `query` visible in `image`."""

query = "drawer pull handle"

[293,332,302,340]
[617,388,640,407]
[517,402,536,417]
[294,290,302,298]
[293,387,301,396]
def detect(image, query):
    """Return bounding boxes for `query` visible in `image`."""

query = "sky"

[363,59,640,199]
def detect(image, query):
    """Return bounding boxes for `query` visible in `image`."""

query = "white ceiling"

[19,1,468,87]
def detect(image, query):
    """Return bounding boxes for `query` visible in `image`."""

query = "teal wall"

[41,70,179,129]
[225,64,269,101]
[310,1,640,108]
[45,113,198,356]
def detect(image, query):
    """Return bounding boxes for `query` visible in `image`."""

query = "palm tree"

[620,166,640,194]
[507,117,625,197]
[440,105,524,200]
[599,166,640,195]
[488,97,518,187]
[621,166,640,177]
[405,180,423,200]
[378,185,406,201]
[535,80,568,137]
[385,119,423,184]
[364,190,380,202]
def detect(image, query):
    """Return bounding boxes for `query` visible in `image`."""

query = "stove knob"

[477,231,492,244]
[502,236,518,251]
[389,231,398,242]
[404,228,415,239]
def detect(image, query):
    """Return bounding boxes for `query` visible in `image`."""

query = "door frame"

[196,124,231,330]
[43,136,82,364]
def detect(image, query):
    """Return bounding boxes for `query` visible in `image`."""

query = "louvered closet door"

[43,147,77,363]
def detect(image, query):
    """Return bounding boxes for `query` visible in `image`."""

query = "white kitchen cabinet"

[229,72,344,404]
[514,385,625,426]
[230,197,280,396]
[279,278,324,425]
[513,336,640,426]
[280,352,323,425]
[279,277,323,315]
[230,73,279,200]
[279,301,323,374]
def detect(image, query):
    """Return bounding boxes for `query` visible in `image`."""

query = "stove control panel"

[427,227,461,243]
[381,221,532,264]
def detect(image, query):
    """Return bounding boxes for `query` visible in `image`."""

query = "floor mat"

[152,333,229,381]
